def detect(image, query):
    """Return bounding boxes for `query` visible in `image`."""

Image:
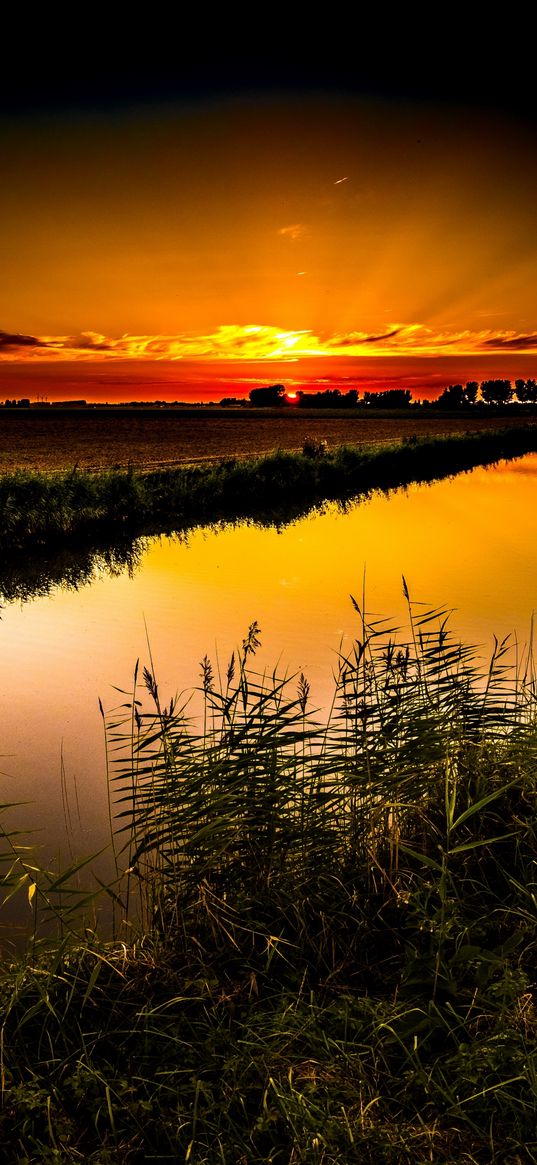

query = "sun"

[286,391,298,403]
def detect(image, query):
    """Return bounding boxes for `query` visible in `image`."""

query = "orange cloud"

[3,323,537,364]
[278,223,309,241]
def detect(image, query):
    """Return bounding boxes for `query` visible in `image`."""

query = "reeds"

[2,596,537,1161]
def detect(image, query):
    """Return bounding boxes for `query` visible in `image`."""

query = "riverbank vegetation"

[2,423,537,557]
[2,597,537,1160]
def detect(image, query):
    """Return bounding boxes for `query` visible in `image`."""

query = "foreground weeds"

[2,594,537,1161]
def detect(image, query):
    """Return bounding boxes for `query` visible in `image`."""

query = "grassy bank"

[2,598,537,1160]
[2,423,537,555]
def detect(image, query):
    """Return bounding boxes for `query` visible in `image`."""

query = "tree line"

[249,380,537,408]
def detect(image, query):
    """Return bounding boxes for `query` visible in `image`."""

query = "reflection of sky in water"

[0,455,536,877]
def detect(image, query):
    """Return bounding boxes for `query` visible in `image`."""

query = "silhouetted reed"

[2,595,537,1160]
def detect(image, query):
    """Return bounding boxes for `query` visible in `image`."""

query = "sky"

[2,52,536,403]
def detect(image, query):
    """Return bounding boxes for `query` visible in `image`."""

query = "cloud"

[481,332,537,351]
[278,223,308,241]
[3,322,537,364]
[0,329,48,350]
[326,327,404,348]
[60,331,112,351]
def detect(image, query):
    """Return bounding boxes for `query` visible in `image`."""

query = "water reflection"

[0,507,353,604]
[0,450,525,605]
[0,538,146,604]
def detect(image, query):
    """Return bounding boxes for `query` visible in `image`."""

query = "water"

[1,455,536,935]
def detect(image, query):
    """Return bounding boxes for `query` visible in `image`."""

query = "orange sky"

[2,93,537,401]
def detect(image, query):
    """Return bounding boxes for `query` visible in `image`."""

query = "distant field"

[0,407,535,474]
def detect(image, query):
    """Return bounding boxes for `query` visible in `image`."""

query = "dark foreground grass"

[2,597,537,1161]
[2,422,537,555]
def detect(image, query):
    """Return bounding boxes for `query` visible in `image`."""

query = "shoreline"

[2,424,537,557]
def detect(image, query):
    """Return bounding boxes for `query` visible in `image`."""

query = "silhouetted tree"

[436,384,465,409]
[249,384,286,406]
[297,388,359,408]
[515,378,527,402]
[300,389,339,408]
[515,378,537,403]
[362,389,412,408]
[480,379,513,405]
[435,382,482,408]
[465,381,479,404]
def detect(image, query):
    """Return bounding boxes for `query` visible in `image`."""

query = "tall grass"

[1,423,537,555]
[2,595,537,1160]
